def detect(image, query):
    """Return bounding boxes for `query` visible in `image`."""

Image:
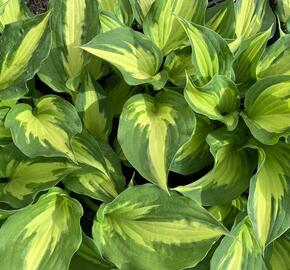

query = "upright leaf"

[75,73,113,141]
[242,76,290,145]
[0,12,51,100]
[0,144,76,208]
[93,184,227,270]
[0,188,83,270]
[118,90,195,191]
[175,127,255,206]
[100,11,124,32]
[211,216,267,270]
[185,75,239,130]
[247,141,290,249]
[275,0,290,32]
[129,0,155,23]
[5,95,82,160]
[81,27,167,90]
[38,0,100,94]
[143,0,207,56]
[177,17,233,85]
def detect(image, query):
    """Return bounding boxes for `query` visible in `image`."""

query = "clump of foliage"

[0,0,289,269]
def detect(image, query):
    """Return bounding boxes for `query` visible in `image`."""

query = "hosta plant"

[0,0,289,269]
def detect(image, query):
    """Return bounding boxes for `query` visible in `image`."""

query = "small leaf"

[0,188,83,270]
[118,90,195,191]
[5,95,82,160]
[129,0,155,23]
[93,184,227,270]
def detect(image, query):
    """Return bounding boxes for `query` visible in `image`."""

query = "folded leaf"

[275,0,290,32]
[63,132,125,202]
[177,17,233,85]
[257,34,290,78]
[38,0,100,94]
[81,27,167,90]
[164,46,195,86]
[175,127,255,206]
[0,188,83,270]
[242,76,290,145]
[247,141,290,249]
[211,216,267,270]
[185,75,240,130]
[5,95,82,160]
[93,184,227,270]
[118,90,195,191]
[171,115,214,175]
[75,73,113,141]
[0,12,51,100]
[206,0,236,39]
[0,144,76,208]
[129,0,155,23]
[0,0,30,31]
[143,0,207,56]
[100,11,124,32]
[69,233,115,270]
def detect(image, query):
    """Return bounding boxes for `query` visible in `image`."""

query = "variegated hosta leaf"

[0,205,20,220]
[118,90,195,191]
[0,188,83,270]
[63,132,125,202]
[206,0,236,39]
[211,216,267,270]
[129,0,155,23]
[185,75,240,130]
[106,74,139,117]
[38,0,100,94]
[267,234,290,270]
[0,144,76,208]
[233,30,271,93]
[5,95,82,160]
[100,11,124,32]
[98,0,133,26]
[175,127,255,206]
[171,116,214,175]
[69,233,115,270]
[82,27,167,90]
[177,17,233,86]
[246,141,290,249]
[233,0,275,41]
[164,46,195,86]
[0,0,30,31]
[75,73,113,141]
[0,12,51,100]
[275,0,290,32]
[257,34,290,79]
[242,76,290,145]
[143,0,207,56]
[93,184,227,270]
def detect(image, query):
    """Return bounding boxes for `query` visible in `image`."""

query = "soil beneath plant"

[26,0,48,14]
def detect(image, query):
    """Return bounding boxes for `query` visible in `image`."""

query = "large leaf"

[81,27,167,90]
[0,144,76,208]
[211,216,267,270]
[267,233,290,270]
[247,141,290,249]
[118,90,195,191]
[206,0,235,39]
[242,76,290,145]
[185,75,240,130]
[0,188,83,270]
[5,95,82,160]
[69,233,115,270]
[93,184,227,270]
[257,34,290,79]
[175,127,255,206]
[75,73,113,141]
[171,115,214,175]
[0,0,30,31]
[143,0,207,56]
[38,0,100,94]
[63,132,125,202]
[177,17,233,86]
[0,12,51,100]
